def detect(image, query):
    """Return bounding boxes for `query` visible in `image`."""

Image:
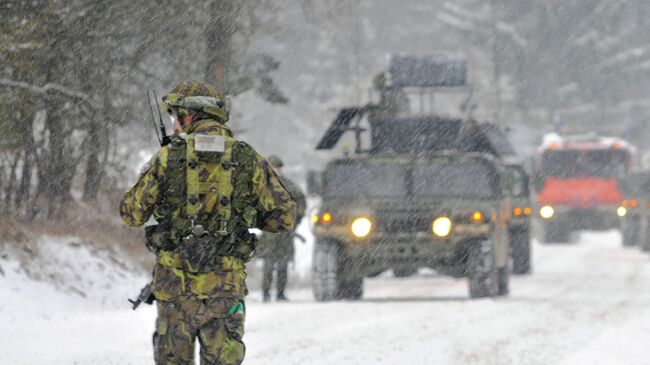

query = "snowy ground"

[2,230,650,365]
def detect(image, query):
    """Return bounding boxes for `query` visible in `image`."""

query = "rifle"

[128,283,155,310]
[147,90,171,147]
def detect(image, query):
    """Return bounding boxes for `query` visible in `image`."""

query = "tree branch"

[0,78,100,109]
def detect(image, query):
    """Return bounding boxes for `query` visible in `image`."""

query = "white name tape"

[194,135,225,153]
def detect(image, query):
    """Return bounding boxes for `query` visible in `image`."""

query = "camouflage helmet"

[162,81,229,124]
[268,155,284,168]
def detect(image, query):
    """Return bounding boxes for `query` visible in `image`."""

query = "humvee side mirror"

[533,173,545,193]
[617,177,628,193]
[307,170,322,196]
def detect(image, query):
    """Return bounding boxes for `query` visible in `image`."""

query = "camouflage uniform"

[120,81,296,365]
[371,72,410,116]
[256,156,306,301]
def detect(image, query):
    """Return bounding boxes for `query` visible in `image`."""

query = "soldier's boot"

[276,291,288,302]
[263,290,271,303]
[276,262,289,301]
[262,259,274,303]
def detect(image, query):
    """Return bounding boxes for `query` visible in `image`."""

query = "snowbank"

[1,235,147,313]
[0,235,153,364]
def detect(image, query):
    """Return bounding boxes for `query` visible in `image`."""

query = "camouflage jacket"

[120,119,296,300]
[256,176,306,260]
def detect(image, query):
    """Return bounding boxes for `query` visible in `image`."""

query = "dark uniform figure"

[257,156,306,302]
[120,81,296,365]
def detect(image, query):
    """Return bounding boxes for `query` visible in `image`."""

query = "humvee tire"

[497,267,510,297]
[642,219,650,252]
[338,277,363,300]
[621,218,640,247]
[543,220,570,243]
[510,228,531,275]
[312,239,363,301]
[467,239,499,298]
[312,238,340,301]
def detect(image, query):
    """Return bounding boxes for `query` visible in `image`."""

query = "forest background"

[2,0,650,267]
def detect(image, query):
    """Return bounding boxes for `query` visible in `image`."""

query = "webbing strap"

[157,250,246,271]
[185,136,201,218]
[184,135,234,223]
[217,139,234,221]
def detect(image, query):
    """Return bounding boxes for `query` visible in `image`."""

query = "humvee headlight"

[540,206,555,219]
[351,217,372,238]
[617,207,627,217]
[432,217,452,237]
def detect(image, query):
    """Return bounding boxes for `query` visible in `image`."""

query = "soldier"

[372,72,410,116]
[257,155,306,302]
[119,81,296,365]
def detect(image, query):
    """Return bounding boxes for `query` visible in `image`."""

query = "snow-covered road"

[3,231,650,364]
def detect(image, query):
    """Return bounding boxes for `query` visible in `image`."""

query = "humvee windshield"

[413,160,499,199]
[324,162,407,198]
[324,159,499,199]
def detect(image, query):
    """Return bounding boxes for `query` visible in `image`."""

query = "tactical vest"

[147,132,258,271]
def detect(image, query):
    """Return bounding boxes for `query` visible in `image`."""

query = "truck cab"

[536,133,635,243]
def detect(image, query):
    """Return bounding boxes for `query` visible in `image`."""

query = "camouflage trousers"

[261,257,289,295]
[154,295,246,365]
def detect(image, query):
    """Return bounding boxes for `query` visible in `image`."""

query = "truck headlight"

[617,207,627,217]
[432,217,452,237]
[351,217,372,238]
[540,205,555,219]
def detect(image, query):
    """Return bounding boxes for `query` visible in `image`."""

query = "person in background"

[257,155,306,302]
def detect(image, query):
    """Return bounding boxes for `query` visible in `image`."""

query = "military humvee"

[618,171,650,250]
[309,55,519,300]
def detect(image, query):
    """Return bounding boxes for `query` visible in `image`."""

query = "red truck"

[536,133,636,243]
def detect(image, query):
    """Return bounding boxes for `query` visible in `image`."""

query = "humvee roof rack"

[315,53,515,159]
[317,111,515,159]
[368,116,462,153]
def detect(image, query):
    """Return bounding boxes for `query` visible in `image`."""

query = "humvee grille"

[376,216,430,233]
[375,213,476,233]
